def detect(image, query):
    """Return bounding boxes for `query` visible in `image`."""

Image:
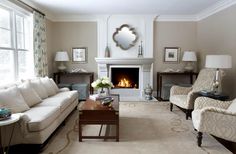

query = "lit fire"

[117,78,132,88]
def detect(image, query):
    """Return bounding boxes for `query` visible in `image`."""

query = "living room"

[0,0,236,154]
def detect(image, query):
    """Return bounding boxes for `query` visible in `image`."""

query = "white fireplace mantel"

[95,57,154,65]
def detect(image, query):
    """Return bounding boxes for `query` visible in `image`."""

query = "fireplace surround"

[95,57,153,101]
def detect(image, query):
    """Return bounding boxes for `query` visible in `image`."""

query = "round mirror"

[113,24,138,50]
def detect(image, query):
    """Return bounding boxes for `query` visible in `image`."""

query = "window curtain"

[33,11,48,77]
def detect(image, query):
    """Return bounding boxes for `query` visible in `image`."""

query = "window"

[0,4,33,85]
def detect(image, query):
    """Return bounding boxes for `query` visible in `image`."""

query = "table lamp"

[205,55,232,94]
[182,51,197,72]
[54,51,69,71]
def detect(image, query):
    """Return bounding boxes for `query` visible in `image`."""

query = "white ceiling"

[24,0,235,21]
[28,0,223,15]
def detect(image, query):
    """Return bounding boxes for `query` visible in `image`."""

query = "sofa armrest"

[18,113,31,136]
[194,97,232,110]
[170,85,192,96]
[59,87,70,92]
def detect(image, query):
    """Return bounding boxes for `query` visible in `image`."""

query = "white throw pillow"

[41,77,57,96]
[0,86,30,113]
[30,79,49,99]
[49,78,59,93]
[18,81,42,107]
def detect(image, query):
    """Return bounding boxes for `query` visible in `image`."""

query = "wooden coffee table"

[78,95,119,142]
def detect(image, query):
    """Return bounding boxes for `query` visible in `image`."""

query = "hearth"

[111,67,139,89]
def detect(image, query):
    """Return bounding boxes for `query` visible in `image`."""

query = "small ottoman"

[72,83,89,100]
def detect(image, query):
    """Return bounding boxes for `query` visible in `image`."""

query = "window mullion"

[12,11,18,81]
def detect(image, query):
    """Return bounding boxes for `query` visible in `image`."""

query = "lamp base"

[58,62,67,72]
[184,62,194,72]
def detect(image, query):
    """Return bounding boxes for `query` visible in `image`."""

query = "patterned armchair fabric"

[192,97,236,146]
[169,69,216,119]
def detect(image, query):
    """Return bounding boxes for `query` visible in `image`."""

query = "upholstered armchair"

[169,69,216,119]
[192,97,236,146]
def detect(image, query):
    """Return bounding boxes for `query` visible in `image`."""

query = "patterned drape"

[33,11,48,77]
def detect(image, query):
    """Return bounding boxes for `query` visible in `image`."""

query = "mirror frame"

[112,24,138,50]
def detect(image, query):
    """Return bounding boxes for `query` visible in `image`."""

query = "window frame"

[0,3,33,84]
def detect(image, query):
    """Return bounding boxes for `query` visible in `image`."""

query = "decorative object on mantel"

[91,77,114,96]
[164,47,180,63]
[113,24,138,50]
[138,41,143,58]
[144,84,153,100]
[105,46,110,57]
[105,16,111,57]
[71,68,87,73]
[182,51,197,72]
[72,47,87,63]
[54,51,69,72]
[205,55,232,94]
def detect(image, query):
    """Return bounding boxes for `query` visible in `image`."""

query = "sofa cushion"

[54,90,78,103]
[30,79,49,99]
[40,77,57,96]
[0,86,30,113]
[36,91,78,111]
[18,81,42,107]
[24,106,60,132]
[227,99,236,113]
[49,79,59,93]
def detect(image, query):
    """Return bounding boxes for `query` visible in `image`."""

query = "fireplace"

[111,67,139,89]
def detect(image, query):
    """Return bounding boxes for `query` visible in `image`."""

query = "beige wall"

[47,21,97,77]
[197,4,236,98]
[45,5,236,97]
[153,21,198,90]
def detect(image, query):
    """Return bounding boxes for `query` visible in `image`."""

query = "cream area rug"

[41,102,232,154]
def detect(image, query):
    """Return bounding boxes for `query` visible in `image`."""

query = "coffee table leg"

[116,121,119,142]
[79,123,82,142]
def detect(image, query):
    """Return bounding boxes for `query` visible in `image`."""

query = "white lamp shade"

[182,51,197,62]
[205,55,232,69]
[55,51,69,61]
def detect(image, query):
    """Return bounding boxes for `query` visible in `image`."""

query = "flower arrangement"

[91,76,114,90]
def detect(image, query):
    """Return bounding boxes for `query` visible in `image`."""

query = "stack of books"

[89,94,111,101]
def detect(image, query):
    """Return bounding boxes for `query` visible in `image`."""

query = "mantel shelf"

[95,57,154,65]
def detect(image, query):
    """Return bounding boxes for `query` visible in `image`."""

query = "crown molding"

[156,15,198,22]
[49,15,102,22]
[196,0,236,21]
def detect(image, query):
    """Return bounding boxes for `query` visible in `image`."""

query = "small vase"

[99,88,107,97]
[105,46,110,57]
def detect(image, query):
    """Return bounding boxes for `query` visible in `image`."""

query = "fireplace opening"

[111,67,139,89]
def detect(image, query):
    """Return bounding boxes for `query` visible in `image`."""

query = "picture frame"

[72,47,87,63]
[164,47,180,62]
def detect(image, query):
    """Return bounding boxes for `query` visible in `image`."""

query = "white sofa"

[0,77,78,147]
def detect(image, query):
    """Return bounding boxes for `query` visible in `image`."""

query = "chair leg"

[185,110,192,120]
[197,132,203,147]
[170,103,173,111]
[185,110,189,120]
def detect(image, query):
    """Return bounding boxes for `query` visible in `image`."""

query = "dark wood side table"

[156,72,198,101]
[198,91,229,101]
[53,72,94,94]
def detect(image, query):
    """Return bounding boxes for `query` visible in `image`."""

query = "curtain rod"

[11,0,45,16]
